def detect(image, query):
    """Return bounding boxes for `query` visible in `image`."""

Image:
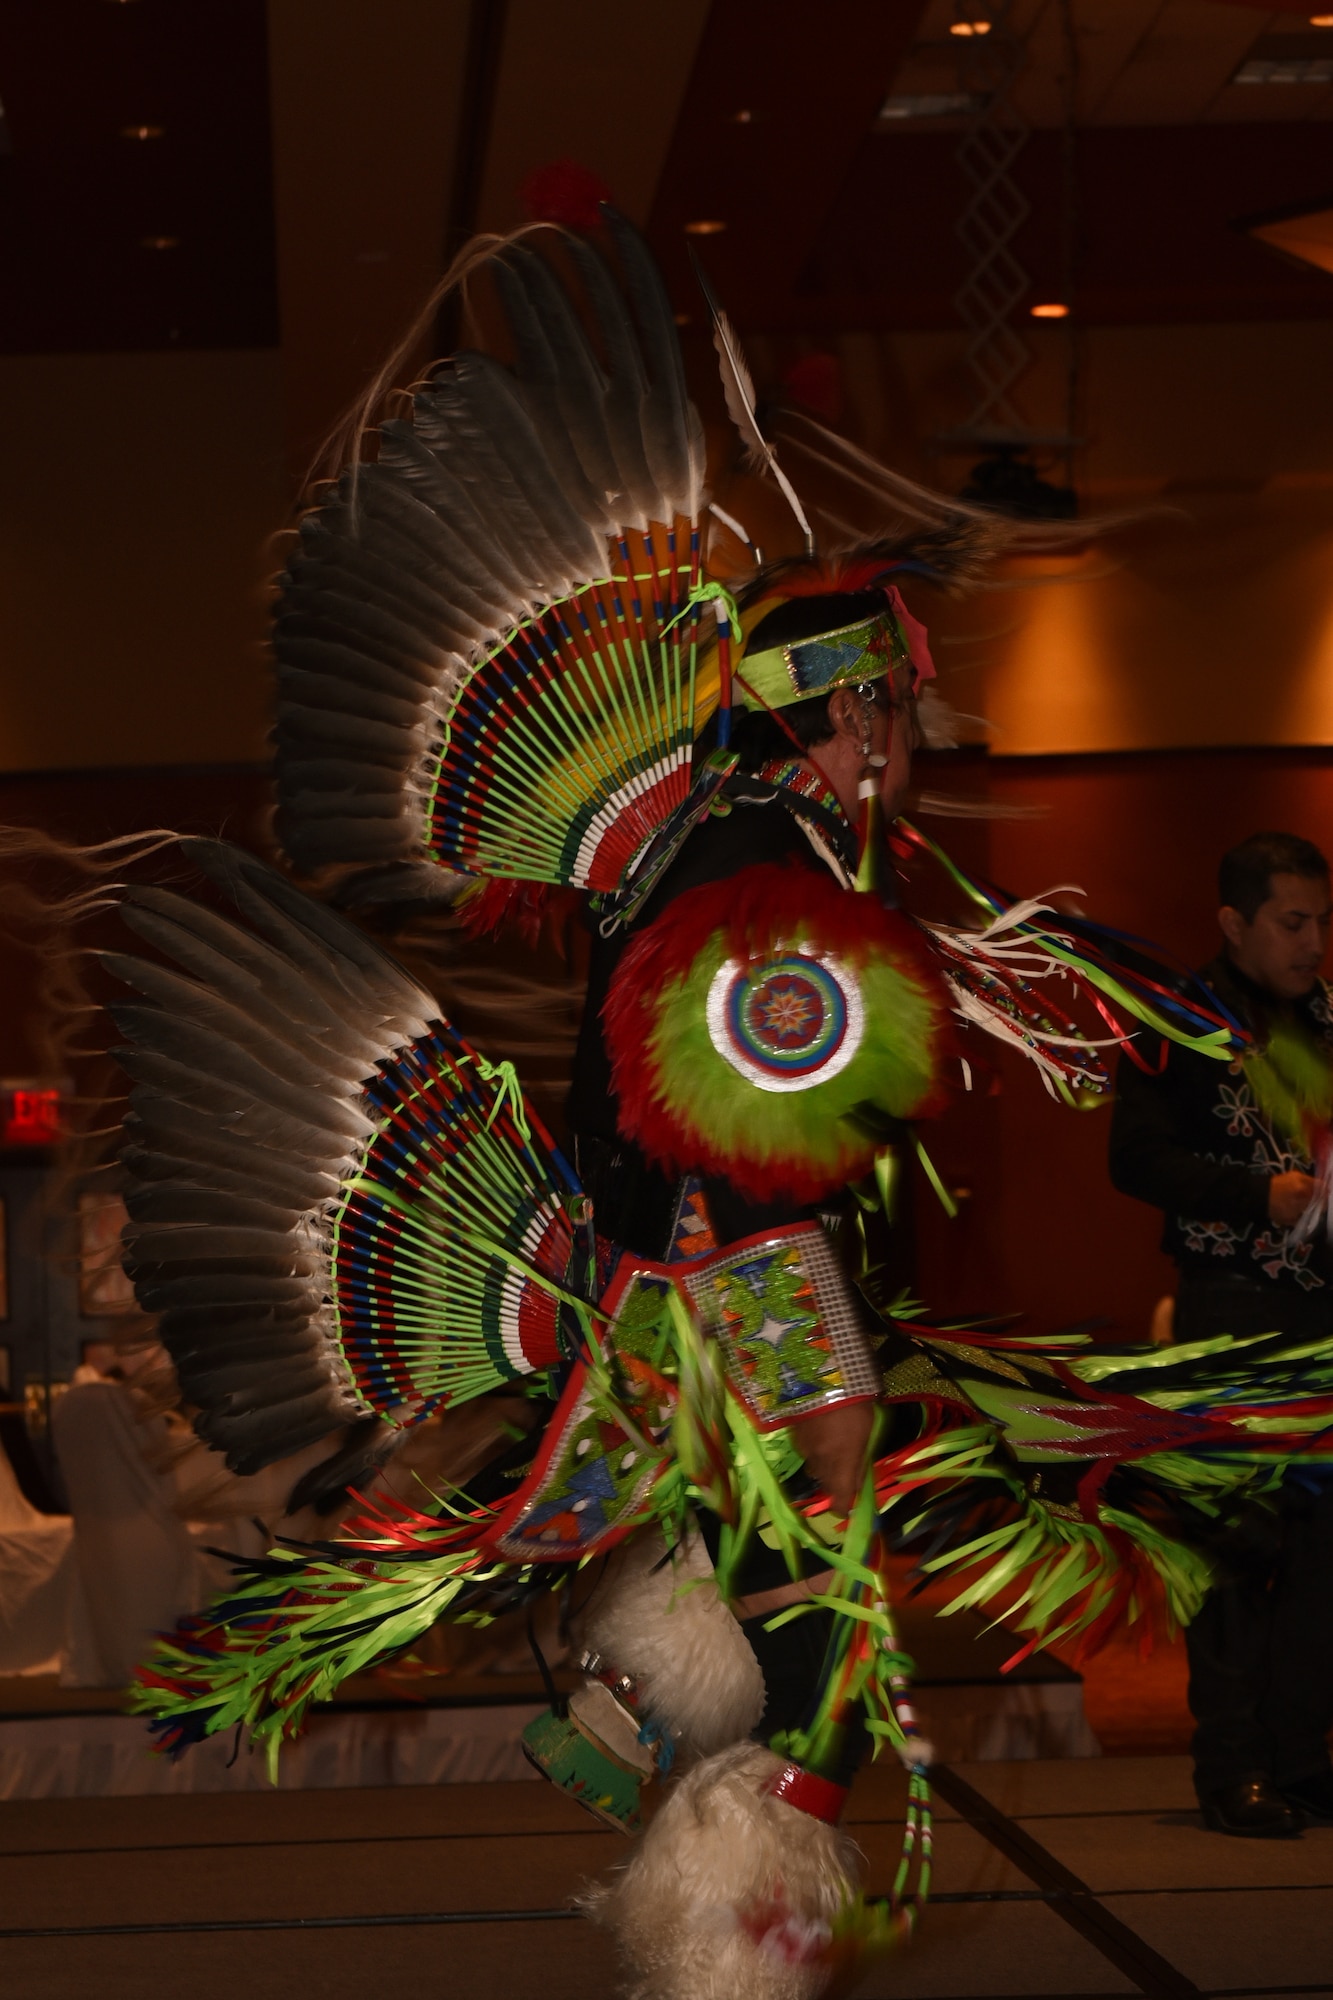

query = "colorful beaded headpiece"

[735,579,935,714]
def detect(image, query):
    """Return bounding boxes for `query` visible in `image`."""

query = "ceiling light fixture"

[1234,55,1333,83]
[950,19,992,35]
[141,235,179,251]
[732,109,753,124]
[1030,301,1069,318]
[879,91,979,121]
[1311,14,1333,25]
[121,124,163,140]
[684,219,726,236]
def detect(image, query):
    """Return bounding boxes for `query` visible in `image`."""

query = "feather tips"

[690,248,814,555]
[272,213,708,893]
[107,845,444,1480]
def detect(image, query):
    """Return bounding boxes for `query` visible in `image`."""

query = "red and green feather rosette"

[605,864,949,1203]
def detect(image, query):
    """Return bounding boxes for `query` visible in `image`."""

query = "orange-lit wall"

[740,319,1333,755]
[932,492,1333,755]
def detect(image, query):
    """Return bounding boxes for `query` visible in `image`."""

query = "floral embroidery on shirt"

[1252,1230,1321,1288]
[1182,982,1333,1288]
[1213,1081,1261,1140]
[1180,1218,1249,1259]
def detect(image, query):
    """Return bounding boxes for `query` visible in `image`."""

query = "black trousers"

[1175,1277,1333,1795]
[697,1510,869,1786]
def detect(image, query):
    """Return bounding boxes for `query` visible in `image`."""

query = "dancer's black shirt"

[570,768,856,1258]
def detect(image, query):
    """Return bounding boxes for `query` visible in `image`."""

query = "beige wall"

[0,350,285,772]
[266,0,470,482]
[476,0,711,233]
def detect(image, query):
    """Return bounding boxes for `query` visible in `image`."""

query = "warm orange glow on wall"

[1270,527,1333,744]
[952,491,1333,756]
[1031,302,1069,319]
[980,556,1139,756]
[1247,205,1333,279]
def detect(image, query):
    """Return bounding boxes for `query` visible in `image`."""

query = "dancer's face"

[1220,871,1332,999]
[812,671,917,825]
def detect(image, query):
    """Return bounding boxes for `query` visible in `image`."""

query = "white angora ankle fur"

[582,1741,863,2000]
[576,1528,765,1759]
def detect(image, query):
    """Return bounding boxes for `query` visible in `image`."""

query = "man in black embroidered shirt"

[1110,831,1333,1838]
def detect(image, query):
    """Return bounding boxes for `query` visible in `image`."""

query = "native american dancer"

[108,215,1333,2000]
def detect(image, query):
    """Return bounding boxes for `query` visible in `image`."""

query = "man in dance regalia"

[106,213,1333,1999]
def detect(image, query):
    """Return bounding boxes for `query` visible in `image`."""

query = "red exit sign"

[1,1081,66,1147]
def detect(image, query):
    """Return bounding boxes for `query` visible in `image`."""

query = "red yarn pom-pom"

[520,158,614,230]
[782,351,843,426]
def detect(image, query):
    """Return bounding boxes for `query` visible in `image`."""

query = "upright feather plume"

[690,249,814,556]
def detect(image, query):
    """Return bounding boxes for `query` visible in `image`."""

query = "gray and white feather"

[105,839,438,1495]
[272,212,705,891]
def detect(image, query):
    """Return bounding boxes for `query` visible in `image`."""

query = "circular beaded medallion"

[706,950,864,1092]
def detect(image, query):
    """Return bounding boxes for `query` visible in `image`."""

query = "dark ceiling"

[0,0,1330,361]
[801,124,1333,329]
[0,0,276,353]
[648,0,1333,332]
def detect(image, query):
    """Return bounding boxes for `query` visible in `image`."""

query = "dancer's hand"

[792,1400,875,1517]
[1269,1170,1317,1227]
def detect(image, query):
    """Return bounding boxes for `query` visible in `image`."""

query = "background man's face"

[1221,871,1333,999]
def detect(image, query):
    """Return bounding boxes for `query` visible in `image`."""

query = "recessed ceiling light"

[950,19,992,35]
[121,124,163,141]
[684,219,726,236]
[1030,301,1069,318]
[141,235,179,251]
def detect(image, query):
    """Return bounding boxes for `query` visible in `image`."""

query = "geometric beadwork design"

[707,950,863,1092]
[424,525,711,893]
[666,1176,719,1264]
[481,1263,679,1562]
[681,1221,880,1429]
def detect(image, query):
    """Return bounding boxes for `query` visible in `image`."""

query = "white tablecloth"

[0,1431,73,1675]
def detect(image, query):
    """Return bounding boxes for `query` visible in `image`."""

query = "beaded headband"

[734,584,935,714]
